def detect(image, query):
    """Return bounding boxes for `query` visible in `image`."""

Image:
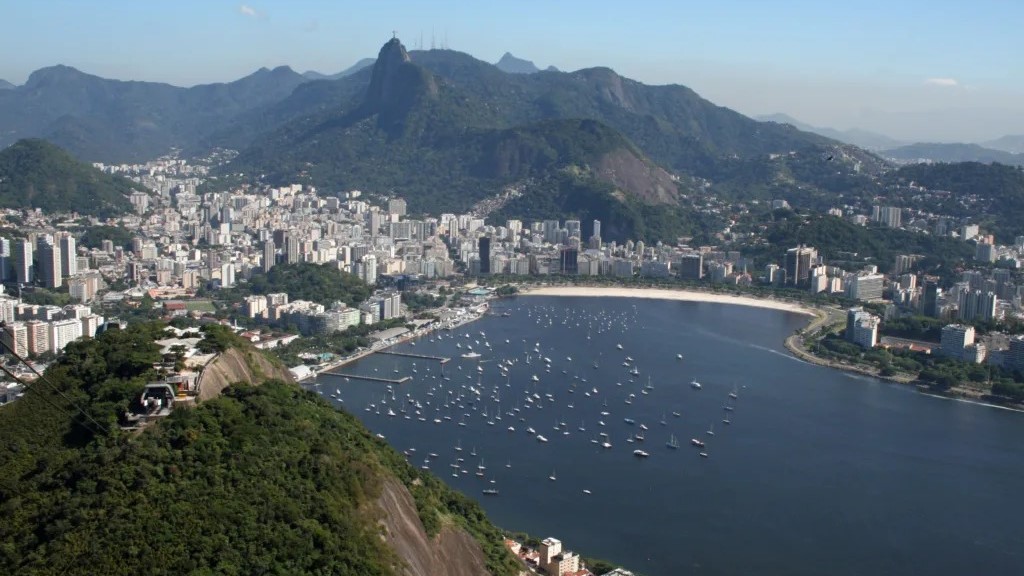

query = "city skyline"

[2,0,1022,142]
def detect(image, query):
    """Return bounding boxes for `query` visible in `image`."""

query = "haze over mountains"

[759,112,1024,165]
[0,37,897,241]
[0,64,309,161]
[756,113,906,151]
[7,36,1024,241]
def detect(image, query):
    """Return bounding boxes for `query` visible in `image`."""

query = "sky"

[1,0,1022,142]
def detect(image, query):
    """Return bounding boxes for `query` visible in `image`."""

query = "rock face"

[596,148,680,205]
[377,477,494,576]
[363,38,438,124]
[197,347,294,401]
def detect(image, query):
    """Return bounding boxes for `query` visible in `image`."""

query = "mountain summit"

[495,52,540,74]
[363,38,437,121]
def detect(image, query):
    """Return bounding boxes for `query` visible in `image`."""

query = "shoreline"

[519,285,817,316]
[518,285,1024,413]
[297,305,488,382]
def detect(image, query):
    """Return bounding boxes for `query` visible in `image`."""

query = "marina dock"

[321,372,412,384]
[376,351,451,364]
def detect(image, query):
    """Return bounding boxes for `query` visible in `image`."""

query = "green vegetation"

[745,212,975,274]
[77,225,137,251]
[890,162,1024,242]
[20,287,72,306]
[0,320,520,576]
[242,262,371,307]
[491,171,720,243]
[402,291,446,312]
[227,44,876,242]
[811,332,923,377]
[271,318,408,367]
[880,315,946,342]
[0,139,137,217]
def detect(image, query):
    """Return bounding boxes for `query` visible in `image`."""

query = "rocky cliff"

[197,346,294,401]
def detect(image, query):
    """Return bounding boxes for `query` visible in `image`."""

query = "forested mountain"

[0,138,137,216]
[0,38,886,242]
[0,79,14,90]
[0,323,521,576]
[0,64,309,162]
[227,38,880,241]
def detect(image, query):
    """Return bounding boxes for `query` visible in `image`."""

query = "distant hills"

[0,40,888,241]
[301,57,376,81]
[0,138,136,216]
[0,79,14,90]
[880,142,1024,166]
[494,52,540,74]
[0,64,310,162]
[757,113,905,151]
[982,134,1024,154]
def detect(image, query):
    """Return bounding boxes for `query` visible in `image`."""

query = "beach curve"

[519,286,816,317]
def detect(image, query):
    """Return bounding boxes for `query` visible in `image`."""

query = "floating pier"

[322,372,412,384]
[376,351,451,364]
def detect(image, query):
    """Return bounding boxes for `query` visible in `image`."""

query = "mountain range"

[756,113,906,151]
[981,134,1024,154]
[0,64,311,162]
[301,57,376,81]
[0,79,14,90]
[880,142,1024,166]
[0,39,893,241]
[221,38,886,241]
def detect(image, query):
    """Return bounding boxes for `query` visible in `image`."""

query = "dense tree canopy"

[0,321,520,576]
[245,262,372,307]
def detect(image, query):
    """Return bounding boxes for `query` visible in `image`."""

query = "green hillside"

[227,39,883,242]
[0,323,520,576]
[0,138,137,216]
[890,161,1024,241]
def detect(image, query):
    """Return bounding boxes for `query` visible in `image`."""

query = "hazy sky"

[2,0,1021,142]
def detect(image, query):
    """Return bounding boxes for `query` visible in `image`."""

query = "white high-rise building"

[220,262,236,288]
[59,233,77,278]
[1,322,29,357]
[49,319,82,354]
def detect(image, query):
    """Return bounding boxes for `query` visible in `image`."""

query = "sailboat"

[548,469,557,481]
[729,384,739,400]
[706,423,715,436]
[666,434,679,449]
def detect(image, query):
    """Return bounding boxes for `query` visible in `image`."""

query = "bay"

[311,296,1024,576]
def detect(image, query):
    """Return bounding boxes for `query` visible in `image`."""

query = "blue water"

[311,296,1024,576]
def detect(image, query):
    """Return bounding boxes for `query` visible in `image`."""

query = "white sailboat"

[666,434,679,449]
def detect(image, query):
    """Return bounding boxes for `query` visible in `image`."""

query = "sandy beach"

[520,286,816,316]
